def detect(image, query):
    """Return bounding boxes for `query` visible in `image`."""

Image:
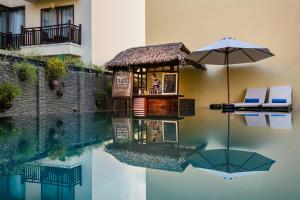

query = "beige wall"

[23,0,92,62]
[4,0,146,65]
[91,0,145,65]
[0,0,28,7]
[146,0,300,108]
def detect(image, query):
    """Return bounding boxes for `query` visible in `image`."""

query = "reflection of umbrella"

[187,148,275,179]
[187,113,275,179]
[187,37,274,103]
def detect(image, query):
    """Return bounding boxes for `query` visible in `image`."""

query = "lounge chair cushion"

[272,99,287,103]
[245,98,259,103]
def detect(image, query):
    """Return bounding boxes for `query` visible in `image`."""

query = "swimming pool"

[0,109,298,200]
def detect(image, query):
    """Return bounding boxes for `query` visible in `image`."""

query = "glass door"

[8,8,25,34]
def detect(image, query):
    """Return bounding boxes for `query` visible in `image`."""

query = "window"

[41,5,74,26]
[0,5,8,33]
[0,5,24,34]
[9,8,25,34]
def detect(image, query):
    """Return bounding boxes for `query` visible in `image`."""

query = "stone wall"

[0,63,111,117]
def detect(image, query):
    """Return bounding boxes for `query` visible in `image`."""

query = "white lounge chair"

[234,88,267,110]
[262,86,292,112]
[267,112,292,129]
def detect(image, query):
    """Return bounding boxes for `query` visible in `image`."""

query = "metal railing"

[22,164,82,187]
[0,21,81,50]
[0,32,21,50]
[21,21,82,46]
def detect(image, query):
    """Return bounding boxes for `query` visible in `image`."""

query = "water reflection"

[0,110,297,200]
[0,113,113,200]
[106,117,191,172]
[235,111,293,129]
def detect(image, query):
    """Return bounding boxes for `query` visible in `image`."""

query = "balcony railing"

[21,21,82,46]
[0,22,82,50]
[0,32,21,50]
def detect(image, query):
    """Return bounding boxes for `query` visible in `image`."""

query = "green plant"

[63,55,85,69]
[13,61,37,84]
[45,58,67,80]
[0,55,9,67]
[0,117,21,137]
[93,64,106,76]
[0,82,22,105]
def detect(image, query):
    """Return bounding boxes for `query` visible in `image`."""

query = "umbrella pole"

[226,53,230,104]
[227,112,230,150]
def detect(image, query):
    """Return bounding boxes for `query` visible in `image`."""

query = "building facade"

[0,0,145,64]
[146,0,299,109]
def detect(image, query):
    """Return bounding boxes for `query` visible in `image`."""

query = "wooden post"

[78,24,82,45]
[32,28,36,45]
[20,25,24,46]
[7,32,12,49]
[68,20,72,42]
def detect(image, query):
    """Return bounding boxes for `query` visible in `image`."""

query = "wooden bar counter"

[133,95,184,117]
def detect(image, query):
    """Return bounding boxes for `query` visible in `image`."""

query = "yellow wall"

[146,0,299,108]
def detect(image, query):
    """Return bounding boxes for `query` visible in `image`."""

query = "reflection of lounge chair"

[234,111,267,127]
[262,86,292,112]
[267,113,292,129]
[234,88,267,110]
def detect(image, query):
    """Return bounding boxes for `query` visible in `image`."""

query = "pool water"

[0,109,299,200]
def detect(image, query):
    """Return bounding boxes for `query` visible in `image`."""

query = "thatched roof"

[105,143,190,172]
[105,42,205,70]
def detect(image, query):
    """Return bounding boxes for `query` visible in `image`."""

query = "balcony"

[0,22,83,57]
[0,33,21,50]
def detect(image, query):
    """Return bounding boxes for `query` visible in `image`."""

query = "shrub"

[0,82,22,104]
[93,64,107,76]
[13,61,37,84]
[45,58,67,80]
[63,55,85,68]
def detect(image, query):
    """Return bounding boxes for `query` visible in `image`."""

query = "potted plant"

[45,58,67,89]
[0,82,22,110]
[13,61,37,84]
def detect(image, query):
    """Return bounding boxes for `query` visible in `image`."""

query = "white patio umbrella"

[187,37,275,104]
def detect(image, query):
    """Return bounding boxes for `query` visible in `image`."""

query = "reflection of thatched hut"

[105,143,192,172]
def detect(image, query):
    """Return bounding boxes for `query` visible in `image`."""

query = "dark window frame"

[0,4,25,34]
[40,5,74,26]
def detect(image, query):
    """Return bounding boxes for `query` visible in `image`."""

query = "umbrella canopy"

[187,149,275,179]
[187,37,275,103]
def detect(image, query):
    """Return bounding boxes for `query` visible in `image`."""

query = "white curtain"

[59,7,73,24]
[58,7,74,37]
[9,9,24,34]
[42,9,57,26]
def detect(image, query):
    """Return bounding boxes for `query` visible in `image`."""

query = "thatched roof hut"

[105,42,205,70]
